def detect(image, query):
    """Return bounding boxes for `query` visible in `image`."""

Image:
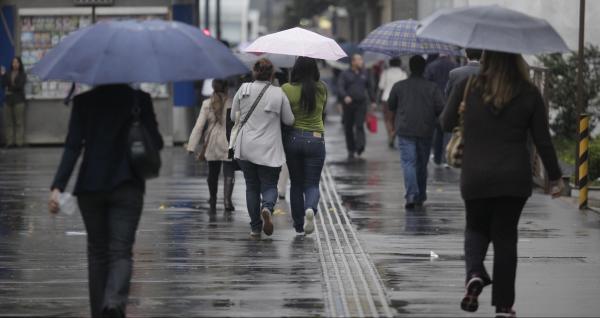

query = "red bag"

[366,113,378,133]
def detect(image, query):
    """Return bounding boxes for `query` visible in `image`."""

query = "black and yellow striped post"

[578,114,590,209]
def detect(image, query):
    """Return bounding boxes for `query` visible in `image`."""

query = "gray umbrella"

[416,5,570,54]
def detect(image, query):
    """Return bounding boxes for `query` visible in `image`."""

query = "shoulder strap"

[462,76,474,107]
[131,89,141,121]
[239,82,271,130]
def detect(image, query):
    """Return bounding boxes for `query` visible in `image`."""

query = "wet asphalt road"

[0,114,599,317]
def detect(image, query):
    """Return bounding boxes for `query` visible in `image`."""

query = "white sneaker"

[303,208,315,235]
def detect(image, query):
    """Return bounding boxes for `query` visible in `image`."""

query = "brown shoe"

[261,208,273,236]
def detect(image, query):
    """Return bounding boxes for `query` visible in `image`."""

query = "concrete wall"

[1,0,181,145]
[416,0,600,50]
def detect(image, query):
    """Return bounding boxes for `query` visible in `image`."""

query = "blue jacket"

[51,85,163,194]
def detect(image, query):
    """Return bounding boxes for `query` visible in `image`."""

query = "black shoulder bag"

[128,90,162,180]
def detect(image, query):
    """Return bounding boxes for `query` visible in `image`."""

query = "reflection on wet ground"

[324,115,600,317]
[0,147,324,317]
[1,114,600,317]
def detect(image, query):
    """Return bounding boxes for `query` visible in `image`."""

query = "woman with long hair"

[231,58,294,238]
[188,79,236,213]
[441,51,563,317]
[281,57,327,235]
[1,56,27,148]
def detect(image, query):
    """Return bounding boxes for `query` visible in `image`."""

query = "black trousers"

[77,182,144,318]
[464,196,527,308]
[342,101,367,154]
[207,160,234,202]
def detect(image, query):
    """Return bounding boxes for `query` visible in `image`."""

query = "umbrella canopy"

[359,19,462,56]
[31,19,249,85]
[234,52,296,72]
[243,27,347,61]
[416,5,570,54]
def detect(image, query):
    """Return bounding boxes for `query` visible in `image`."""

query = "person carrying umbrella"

[337,54,376,159]
[49,84,164,318]
[419,5,570,317]
[281,56,328,235]
[441,51,564,317]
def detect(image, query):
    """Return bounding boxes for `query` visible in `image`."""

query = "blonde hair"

[477,51,530,110]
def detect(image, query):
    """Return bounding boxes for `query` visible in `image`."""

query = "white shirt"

[379,67,408,102]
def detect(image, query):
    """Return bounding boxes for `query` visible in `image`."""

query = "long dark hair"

[476,51,530,110]
[11,56,25,74]
[290,56,320,113]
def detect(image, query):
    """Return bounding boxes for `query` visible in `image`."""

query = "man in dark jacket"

[49,84,163,318]
[425,54,458,167]
[445,49,482,97]
[388,55,445,209]
[337,54,376,159]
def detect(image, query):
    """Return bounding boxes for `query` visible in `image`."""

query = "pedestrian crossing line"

[315,164,395,318]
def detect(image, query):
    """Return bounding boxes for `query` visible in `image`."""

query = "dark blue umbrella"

[31,19,249,85]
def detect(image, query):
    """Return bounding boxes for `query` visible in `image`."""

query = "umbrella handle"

[63,83,76,106]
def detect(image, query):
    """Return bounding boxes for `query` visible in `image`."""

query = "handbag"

[228,82,271,159]
[197,123,215,161]
[446,76,475,168]
[366,112,378,133]
[128,90,161,179]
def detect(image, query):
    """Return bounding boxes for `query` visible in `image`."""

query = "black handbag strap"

[238,82,271,130]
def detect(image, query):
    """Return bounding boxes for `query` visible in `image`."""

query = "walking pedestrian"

[378,57,407,149]
[445,49,482,97]
[48,84,164,318]
[187,79,236,213]
[388,55,444,210]
[1,57,27,148]
[337,54,376,159]
[425,54,458,167]
[440,51,563,318]
[231,58,294,238]
[282,56,327,235]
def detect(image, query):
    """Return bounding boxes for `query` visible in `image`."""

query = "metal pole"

[577,0,586,116]
[216,0,221,39]
[575,0,586,185]
[204,0,210,31]
[92,5,96,24]
[578,114,590,209]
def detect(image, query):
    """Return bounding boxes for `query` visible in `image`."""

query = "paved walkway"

[0,114,599,317]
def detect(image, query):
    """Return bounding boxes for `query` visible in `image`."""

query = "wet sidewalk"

[0,114,599,317]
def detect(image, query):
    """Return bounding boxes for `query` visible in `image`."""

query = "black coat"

[440,78,561,200]
[51,85,164,194]
[1,71,27,105]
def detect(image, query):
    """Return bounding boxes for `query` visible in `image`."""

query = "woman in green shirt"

[282,57,327,235]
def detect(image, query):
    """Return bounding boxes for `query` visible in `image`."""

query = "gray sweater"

[440,78,562,200]
[231,81,294,167]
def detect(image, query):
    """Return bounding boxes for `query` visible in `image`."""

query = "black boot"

[208,178,218,214]
[224,176,235,211]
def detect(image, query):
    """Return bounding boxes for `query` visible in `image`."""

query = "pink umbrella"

[243,27,347,61]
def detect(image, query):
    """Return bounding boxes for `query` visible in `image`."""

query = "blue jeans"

[398,136,432,204]
[283,128,326,232]
[432,123,451,164]
[238,160,281,232]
